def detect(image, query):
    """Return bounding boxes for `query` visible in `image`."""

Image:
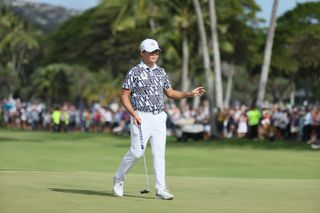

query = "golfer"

[113,38,206,200]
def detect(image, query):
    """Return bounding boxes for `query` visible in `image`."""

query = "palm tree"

[0,7,38,84]
[209,0,223,109]
[165,0,194,106]
[257,0,280,106]
[222,62,235,107]
[193,0,217,137]
[31,64,73,104]
[100,0,159,34]
[31,64,99,105]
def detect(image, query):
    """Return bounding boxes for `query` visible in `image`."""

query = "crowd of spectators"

[0,97,131,135]
[166,101,320,146]
[1,97,320,148]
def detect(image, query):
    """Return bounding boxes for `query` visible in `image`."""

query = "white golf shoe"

[113,177,124,197]
[156,189,174,200]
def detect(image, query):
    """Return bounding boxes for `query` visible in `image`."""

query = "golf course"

[0,129,319,213]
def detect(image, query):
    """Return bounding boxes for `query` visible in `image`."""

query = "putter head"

[140,189,150,194]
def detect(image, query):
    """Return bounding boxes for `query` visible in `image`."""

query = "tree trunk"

[180,30,190,107]
[290,82,295,106]
[12,53,17,74]
[209,0,223,109]
[224,63,235,108]
[17,46,27,84]
[256,0,280,107]
[192,78,201,109]
[149,18,156,32]
[193,0,217,137]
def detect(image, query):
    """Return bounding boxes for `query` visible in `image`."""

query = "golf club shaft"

[138,124,150,191]
[142,151,150,190]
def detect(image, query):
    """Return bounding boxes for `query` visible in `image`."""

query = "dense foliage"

[0,1,319,105]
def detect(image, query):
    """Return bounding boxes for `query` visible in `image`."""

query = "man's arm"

[120,88,141,125]
[164,87,206,100]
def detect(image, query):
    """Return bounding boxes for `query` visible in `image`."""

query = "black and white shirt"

[122,61,171,112]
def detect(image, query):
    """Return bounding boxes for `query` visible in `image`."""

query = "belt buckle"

[152,109,161,115]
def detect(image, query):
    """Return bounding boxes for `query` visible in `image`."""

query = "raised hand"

[191,87,206,97]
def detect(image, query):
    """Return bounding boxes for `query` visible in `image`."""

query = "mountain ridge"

[0,0,81,32]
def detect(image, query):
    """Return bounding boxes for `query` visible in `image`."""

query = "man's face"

[141,50,160,64]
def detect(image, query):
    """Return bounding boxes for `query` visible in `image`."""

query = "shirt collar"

[139,61,158,71]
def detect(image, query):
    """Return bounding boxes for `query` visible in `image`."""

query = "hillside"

[0,0,81,32]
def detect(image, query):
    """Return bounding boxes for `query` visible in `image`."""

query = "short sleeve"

[122,71,134,90]
[162,69,171,90]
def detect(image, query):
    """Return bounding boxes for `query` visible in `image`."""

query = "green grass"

[0,129,319,213]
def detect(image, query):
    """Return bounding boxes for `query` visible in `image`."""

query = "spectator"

[68,105,77,131]
[289,108,300,141]
[247,105,261,140]
[51,106,61,132]
[309,107,320,144]
[101,107,113,132]
[226,109,237,138]
[237,113,248,138]
[259,109,272,140]
[92,109,102,132]
[216,108,226,138]
[2,98,12,128]
[42,110,51,130]
[30,107,40,130]
[302,107,313,142]
[272,107,289,140]
[61,107,70,132]
[81,109,91,132]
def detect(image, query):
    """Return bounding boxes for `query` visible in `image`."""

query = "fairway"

[0,129,319,213]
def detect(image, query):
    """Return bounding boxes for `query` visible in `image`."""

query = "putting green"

[1,171,319,213]
[0,129,319,212]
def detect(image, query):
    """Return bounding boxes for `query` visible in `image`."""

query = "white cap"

[140,38,161,52]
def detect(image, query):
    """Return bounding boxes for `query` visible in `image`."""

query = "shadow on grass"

[49,188,153,199]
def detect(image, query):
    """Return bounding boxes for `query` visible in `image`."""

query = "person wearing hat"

[112,38,205,200]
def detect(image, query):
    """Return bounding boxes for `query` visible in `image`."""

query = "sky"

[25,0,100,11]
[255,0,318,25]
[25,0,318,24]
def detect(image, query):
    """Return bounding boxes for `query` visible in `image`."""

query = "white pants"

[114,111,168,191]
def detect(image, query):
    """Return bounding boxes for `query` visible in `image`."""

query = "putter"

[138,124,150,194]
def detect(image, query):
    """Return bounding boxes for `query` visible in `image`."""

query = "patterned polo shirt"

[122,61,171,112]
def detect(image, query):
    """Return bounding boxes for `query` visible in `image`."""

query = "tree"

[270,2,320,103]
[163,0,196,106]
[89,69,123,105]
[0,66,19,98]
[256,0,280,106]
[209,0,223,109]
[31,64,96,104]
[0,6,39,86]
[43,0,264,107]
[193,0,217,137]
[221,62,235,107]
[215,0,262,106]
